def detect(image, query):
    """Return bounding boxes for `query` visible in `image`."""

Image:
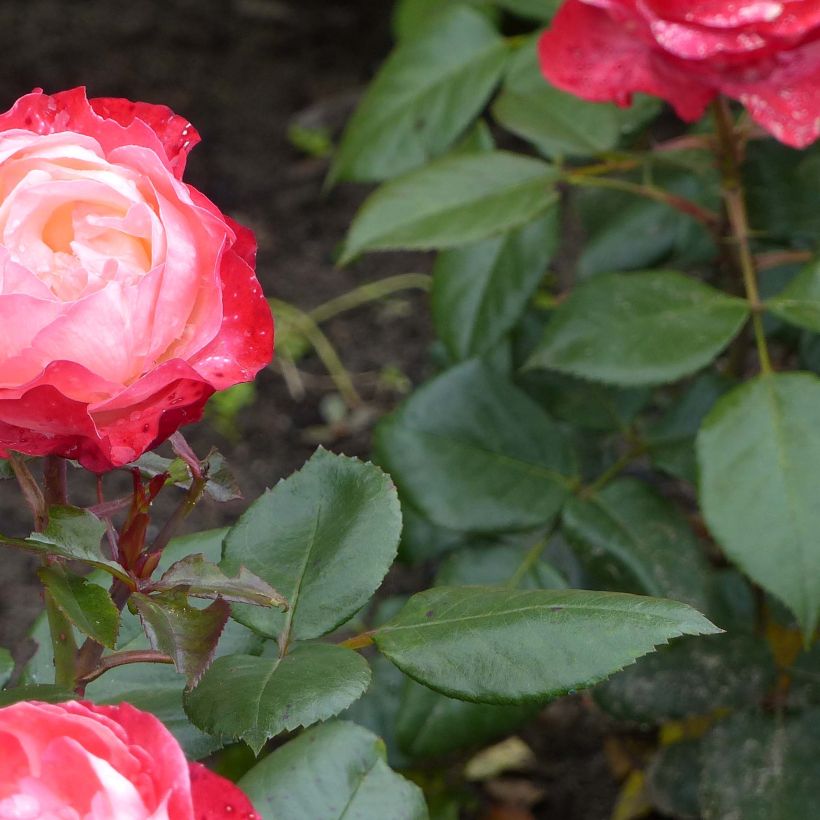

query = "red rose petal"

[639,0,787,28]
[718,38,820,147]
[0,88,176,174]
[90,97,201,177]
[538,0,715,119]
[189,762,259,820]
[189,242,274,391]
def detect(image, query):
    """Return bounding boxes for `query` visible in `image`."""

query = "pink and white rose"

[0,88,273,472]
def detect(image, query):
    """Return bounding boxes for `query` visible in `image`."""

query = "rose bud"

[0,88,273,472]
[0,700,258,819]
[539,0,820,148]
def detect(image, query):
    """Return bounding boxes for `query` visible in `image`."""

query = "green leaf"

[526,271,748,386]
[0,685,74,707]
[396,679,537,759]
[3,506,130,583]
[495,0,560,18]
[374,586,720,704]
[375,360,575,533]
[398,502,467,565]
[493,40,658,158]
[148,554,288,609]
[562,478,711,610]
[340,151,559,263]
[0,459,13,480]
[238,721,428,820]
[131,592,230,687]
[432,212,558,361]
[594,634,776,722]
[435,543,567,590]
[38,566,120,649]
[392,0,497,41]
[745,140,820,245]
[184,644,371,754]
[766,257,820,333]
[222,448,401,640]
[0,647,12,687]
[647,372,733,483]
[575,170,718,278]
[697,372,820,635]
[330,6,507,184]
[520,371,650,432]
[342,654,410,767]
[700,710,820,820]
[86,616,262,760]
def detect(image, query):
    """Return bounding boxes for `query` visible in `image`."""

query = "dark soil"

[0,3,631,817]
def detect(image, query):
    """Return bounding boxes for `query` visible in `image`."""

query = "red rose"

[539,0,820,147]
[0,700,257,819]
[0,88,273,472]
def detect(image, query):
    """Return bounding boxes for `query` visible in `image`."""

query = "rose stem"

[713,96,772,375]
[76,650,174,687]
[40,455,79,690]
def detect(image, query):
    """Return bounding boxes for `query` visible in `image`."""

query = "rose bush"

[0,88,272,472]
[538,0,820,147]
[0,700,257,819]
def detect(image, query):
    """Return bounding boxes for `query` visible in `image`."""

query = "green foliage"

[562,478,712,610]
[594,634,776,722]
[526,271,749,386]
[700,710,820,819]
[376,360,575,532]
[222,448,401,639]
[238,721,428,820]
[148,554,287,608]
[131,593,230,687]
[432,212,559,361]
[38,566,120,649]
[766,256,820,332]
[493,40,659,158]
[184,645,371,754]
[2,506,130,582]
[330,5,508,184]
[0,647,12,687]
[698,373,820,636]
[340,151,559,263]
[374,586,719,703]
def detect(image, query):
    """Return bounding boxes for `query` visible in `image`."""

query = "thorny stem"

[43,456,68,506]
[77,650,174,687]
[145,474,207,559]
[77,455,208,693]
[713,97,773,375]
[8,453,47,533]
[564,172,722,234]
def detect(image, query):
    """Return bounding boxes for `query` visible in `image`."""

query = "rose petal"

[188,241,273,390]
[718,38,820,147]
[0,89,178,177]
[538,0,716,118]
[90,359,215,470]
[639,0,787,27]
[83,703,195,819]
[189,762,259,820]
[90,98,201,178]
